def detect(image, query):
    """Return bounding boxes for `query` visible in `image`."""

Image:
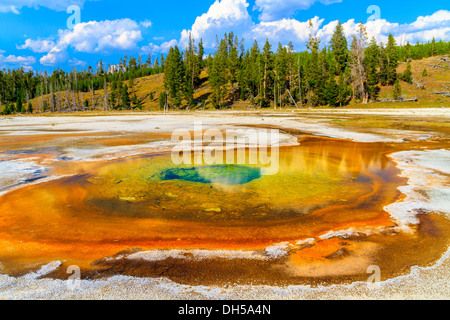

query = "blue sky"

[0,0,449,71]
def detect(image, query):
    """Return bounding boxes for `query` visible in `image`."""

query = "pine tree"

[404,42,412,61]
[184,33,200,90]
[297,62,306,107]
[128,75,135,90]
[431,37,436,56]
[132,93,138,107]
[260,39,274,108]
[379,43,389,86]
[159,92,167,111]
[0,30,444,113]
[247,40,261,105]
[146,54,153,68]
[184,77,195,109]
[337,72,352,106]
[27,102,33,113]
[123,56,128,72]
[160,54,165,71]
[209,38,229,109]
[198,39,204,69]
[330,21,348,74]
[128,57,138,70]
[110,79,117,109]
[16,96,23,113]
[164,46,185,109]
[325,78,339,107]
[401,61,413,84]
[228,36,240,88]
[132,93,142,110]
[121,84,130,109]
[2,104,11,115]
[385,34,399,85]
[237,50,249,101]
[184,34,199,109]
[275,43,288,108]
[319,48,329,100]
[365,37,380,101]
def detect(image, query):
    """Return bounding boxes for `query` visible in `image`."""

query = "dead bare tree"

[90,83,94,111]
[49,82,55,112]
[103,77,109,111]
[349,23,368,104]
[412,78,426,89]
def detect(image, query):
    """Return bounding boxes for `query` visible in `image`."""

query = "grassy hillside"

[377,56,450,105]
[26,55,449,113]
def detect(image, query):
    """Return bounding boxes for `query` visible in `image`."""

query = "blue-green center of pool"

[160,165,262,186]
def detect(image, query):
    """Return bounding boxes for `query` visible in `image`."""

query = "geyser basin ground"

[0,112,449,299]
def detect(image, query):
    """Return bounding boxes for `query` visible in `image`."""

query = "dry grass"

[378,55,450,102]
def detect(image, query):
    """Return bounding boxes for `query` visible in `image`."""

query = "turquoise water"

[160,165,262,186]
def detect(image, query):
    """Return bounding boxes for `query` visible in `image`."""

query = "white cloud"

[397,27,450,45]
[68,58,87,67]
[17,39,56,53]
[410,10,450,31]
[388,10,450,45]
[59,19,143,53]
[13,0,450,68]
[142,39,178,54]
[31,19,143,66]
[0,0,95,14]
[141,0,449,57]
[3,55,36,65]
[154,0,326,51]
[140,20,153,28]
[40,46,67,66]
[0,50,36,68]
[179,0,253,48]
[254,0,342,22]
[248,9,450,50]
[334,11,450,45]
[250,16,323,45]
